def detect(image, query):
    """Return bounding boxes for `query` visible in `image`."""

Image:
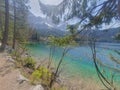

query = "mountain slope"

[27,12,120,42]
[38,0,98,23]
[27,12,66,37]
[28,0,120,42]
[93,28,120,42]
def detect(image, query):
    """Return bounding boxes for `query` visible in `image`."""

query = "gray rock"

[17,74,29,84]
[32,85,44,90]
[7,57,15,63]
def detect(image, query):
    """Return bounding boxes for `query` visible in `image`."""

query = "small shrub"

[31,66,52,85]
[11,50,20,60]
[10,50,24,68]
[31,70,42,84]
[23,57,36,69]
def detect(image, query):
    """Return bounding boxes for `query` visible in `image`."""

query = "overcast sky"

[29,0,63,16]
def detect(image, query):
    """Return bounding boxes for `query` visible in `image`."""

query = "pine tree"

[12,0,17,49]
[0,0,9,51]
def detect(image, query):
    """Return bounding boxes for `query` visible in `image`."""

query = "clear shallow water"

[27,42,120,83]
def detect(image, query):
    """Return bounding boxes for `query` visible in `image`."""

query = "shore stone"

[32,85,44,90]
[17,74,29,84]
[7,57,15,63]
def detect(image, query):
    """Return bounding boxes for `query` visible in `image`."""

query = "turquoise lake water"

[27,42,120,83]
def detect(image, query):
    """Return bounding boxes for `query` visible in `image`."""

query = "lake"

[27,42,120,83]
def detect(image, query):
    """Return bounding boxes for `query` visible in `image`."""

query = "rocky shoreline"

[0,48,106,90]
[0,52,44,90]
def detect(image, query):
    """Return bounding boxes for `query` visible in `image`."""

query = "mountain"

[27,0,120,42]
[27,12,67,37]
[27,12,120,42]
[38,0,98,23]
[30,0,117,31]
[79,27,120,42]
[92,28,120,42]
[37,0,108,30]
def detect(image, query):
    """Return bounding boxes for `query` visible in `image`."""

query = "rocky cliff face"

[38,0,98,23]
[27,0,120,42]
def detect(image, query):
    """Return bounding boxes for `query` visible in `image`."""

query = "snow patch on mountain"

[67,17,80,25]
[57,17,80,31]
[45,22,54,28]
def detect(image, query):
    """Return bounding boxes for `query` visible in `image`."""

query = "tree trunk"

[49,48,67,88]
[12,0,16,49]
[0,0,9,51]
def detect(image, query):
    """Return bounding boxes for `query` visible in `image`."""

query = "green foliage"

[90,16,103,26]
[48,25,78,88]
[11,50,26,68]
[49,36,76,47]
[31,70,42,83]
[11,45,35,69]
[0,31,2,40]
[0,0,30,47]
[38,67,52,80]
[16,29,30,44]
[31,66,52,85]
[67,25,77,34]
[23,57,36,69]
[48,24,77,47]
[11,50,21,61]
